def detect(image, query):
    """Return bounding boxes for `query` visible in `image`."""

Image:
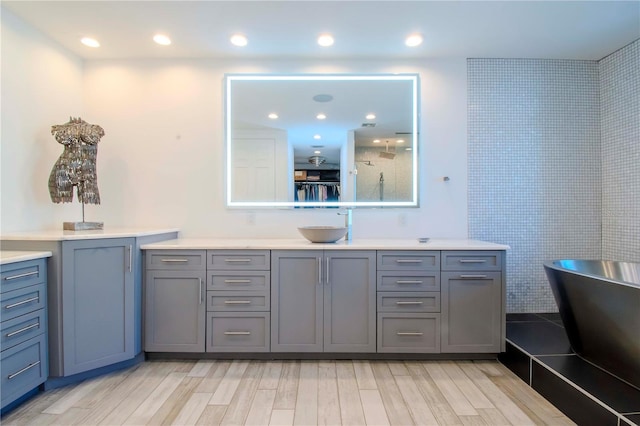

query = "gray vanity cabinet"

[271,250,376,352]
[144,250,206,352]
[440,251,504,353]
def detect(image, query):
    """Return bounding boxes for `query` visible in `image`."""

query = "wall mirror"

[225,74,419,208]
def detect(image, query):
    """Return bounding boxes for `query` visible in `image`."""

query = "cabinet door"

[145,270,206,352]
[324,251,376,352]
[271,250,323,352]
[61,238,135,375]
[441,272,502,353]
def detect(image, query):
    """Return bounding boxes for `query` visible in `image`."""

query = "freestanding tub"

[544,259,640,390]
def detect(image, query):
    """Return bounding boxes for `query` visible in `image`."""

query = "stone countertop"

[0,250,52,265]
[141,238,510,251]
[1,227,180,241]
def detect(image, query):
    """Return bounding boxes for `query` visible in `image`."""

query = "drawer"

[206,312,270,352]
[1,334,47,409]
[145,250,206,270]
[0,283,46,323]
[377,251,440,271]
[441,251,502,271]
[1,259,46,294]
[208,271,270,291]
[207,250,270,271]
[377,271,440,292]
[377,292,440,313]
[1,309,46,351]
[377,313,440,353]
[206,291,269,312]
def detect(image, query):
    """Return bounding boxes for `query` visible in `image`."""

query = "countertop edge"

[0,250,53,265]
[1,228,180,241]
[140,238,510,251]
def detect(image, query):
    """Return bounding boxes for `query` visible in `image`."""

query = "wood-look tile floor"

[2,359,575,425]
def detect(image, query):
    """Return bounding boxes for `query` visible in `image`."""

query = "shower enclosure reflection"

[225,74,419,207]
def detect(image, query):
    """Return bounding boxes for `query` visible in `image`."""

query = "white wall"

[82,58,469,239]
[1,8,84,233]
[1,9,469,239]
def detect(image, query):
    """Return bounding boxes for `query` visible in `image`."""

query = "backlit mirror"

[225,74,419,207]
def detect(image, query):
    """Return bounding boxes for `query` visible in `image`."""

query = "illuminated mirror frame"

[225,74,419,208]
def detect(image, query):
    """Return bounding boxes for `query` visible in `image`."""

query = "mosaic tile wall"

[468,59,602,312]
[600,40,640,263]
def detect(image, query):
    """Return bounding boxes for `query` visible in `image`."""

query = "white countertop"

[141,238,509,251]
[1,227,179,241]
[0,250,52,265]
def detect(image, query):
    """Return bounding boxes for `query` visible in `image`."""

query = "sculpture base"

[63,221,104,231]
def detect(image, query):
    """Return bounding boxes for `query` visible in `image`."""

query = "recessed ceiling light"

[314,150,322,154]
[81,37,100,48]
[313,134,321,140]
[317,34,334,47]
[230,34,248,47]
[373,139,381,144]
[366,114,376,120]
[316,113,327,120]
[405,33,423,47]
[153,34,171,46]
[268,113,278,119]
[396,139,405,144]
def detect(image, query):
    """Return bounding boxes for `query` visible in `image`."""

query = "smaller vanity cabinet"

[206,250,271,352]
[441,251,504,353]
[145,250,206,352]
[376,251,441,353]
[1,258,48,410]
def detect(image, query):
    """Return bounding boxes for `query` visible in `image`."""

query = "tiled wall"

[468,59,602,312]
[600,40,640,263]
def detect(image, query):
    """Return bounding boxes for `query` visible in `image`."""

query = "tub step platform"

[500,313,640,426]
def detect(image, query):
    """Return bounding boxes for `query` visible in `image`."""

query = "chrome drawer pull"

[6,322,40,338]
[161,258,189,263]
[8,361,40,380]
[224,279,252,284]
[396,259,422,263]
[459,259,488,263]
[5,296,39,309]
[459,274,488,279]
[396,332,423,336]
[224,258,252,263]
[395,301,423,305]
[224,331,251,336]
[224,300,252,305]
[4,271,39,281]
[396,280,423,284]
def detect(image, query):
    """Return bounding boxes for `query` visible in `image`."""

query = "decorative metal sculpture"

[48,117,105,230]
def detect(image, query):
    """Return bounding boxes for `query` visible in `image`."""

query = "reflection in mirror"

[225,74,418,207]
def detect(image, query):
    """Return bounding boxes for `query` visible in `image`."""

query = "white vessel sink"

[298,226,347,243]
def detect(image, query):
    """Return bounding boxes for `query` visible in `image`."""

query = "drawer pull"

[224,279,252,284]
[4,271,39,281]
[6,322,40,338]
[224,331,251,336]
[396,280,423,284]
[395,259,422,264]
[395,301,423,305]
[161,258,189,263]
[459,259,488,263]
[5,296,39,309]
[224,300,252,305]
[396,332,423,336]
[224,258,252,263]
[8,361,40,380]
[459,274,488,279]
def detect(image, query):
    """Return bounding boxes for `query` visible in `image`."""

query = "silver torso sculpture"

[48,117,104,205]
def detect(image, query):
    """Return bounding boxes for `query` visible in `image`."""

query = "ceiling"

[3,1,639,61]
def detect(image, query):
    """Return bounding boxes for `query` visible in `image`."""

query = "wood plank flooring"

[1,360,575,425]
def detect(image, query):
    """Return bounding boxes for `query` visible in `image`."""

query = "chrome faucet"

[338,208,353,242]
